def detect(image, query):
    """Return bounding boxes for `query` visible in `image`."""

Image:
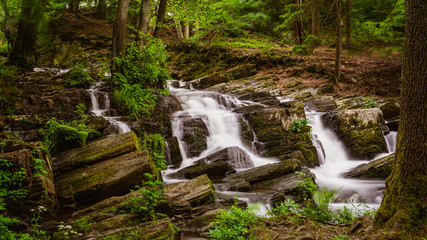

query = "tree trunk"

[334,0,343,83]
[292,0,304,44]
[184,20,190,39]
[153,0,168,38]
[136,0,150,48]
[111,0,130,73]
[313,0,321,35]
[345,0,351,49]
[9,0,44,66]
[96,0,108,19]
[175,21,184,42]
[375,0,427,235]
[70,0,80,13]
[0,0,11,48]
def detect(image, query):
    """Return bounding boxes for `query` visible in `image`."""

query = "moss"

[255,126,284,142]
[73,216,94,234]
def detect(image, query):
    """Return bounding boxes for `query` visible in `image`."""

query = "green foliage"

[292,35,321,55]
[55,222,84,239]
[74,103,88,121]
[41,118,99,153]
[112,39,169,117]
[0,65,17,77]
[289,118,309,133]
[268,198,301,216]
[294,176,318,201]
[363,97,377,108]
[65,64,93,88]
[208,205,261,240]
[127,173,166,222]
[0,158,28,201]
[142,134,167,171]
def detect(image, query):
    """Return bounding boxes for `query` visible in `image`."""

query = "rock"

[181,118,209,158]
[379,101,400,120]
[171,160,234,180]
[164,174,216,207]
[223,179,252,192]
[53,131,140,173]
[165,136,183,168]
[322,109,388,159]
[305,96,337,112]
[345,154,393,178]
[223,158,301,184]
[200,146,253,169]
[254,167,314,194]
[181,210,219,235]
[56,150,156,204]
[191,64,256,89]
[336,96,379,110]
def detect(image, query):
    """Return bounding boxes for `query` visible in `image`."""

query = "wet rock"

[322,109,388,159]
[345,154,393,178]
[191,64,256,89]
[335,96,378,110]
[305,96,337,112]
[223,179,252,192]
[164,174,216,208]
[56,150,156,204]
[171,160,234,180]
[181,210,219,235]
[165,136,183,168]
[223,158,301,184]
[53,131,140,173]
[181,118,209,158]
[379,100,400,120]
[200,146,253,169]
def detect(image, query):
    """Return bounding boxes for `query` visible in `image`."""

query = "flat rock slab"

[53,131,140,173]
[223,158,301,184]
[164,174,215,207]
[56,150,155,204]
[345,154,393,178]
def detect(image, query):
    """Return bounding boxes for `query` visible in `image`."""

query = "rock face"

[56,150,155,204]
[322,109,388,159]
[191,64,257,89]
[181,118,209,158]
[223,158,301,184]
[305,96,337,112]
[53,131,140,173]
[345,154,393,178]
[235,101,319,167]
[165,136,183,168]
[253,167,313,193]
[171,146,253,180]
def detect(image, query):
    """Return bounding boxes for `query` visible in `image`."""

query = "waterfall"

[87,82,131,134]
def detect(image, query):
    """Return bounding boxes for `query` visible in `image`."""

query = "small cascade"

[87,82,131,134]
[385,131,397,153]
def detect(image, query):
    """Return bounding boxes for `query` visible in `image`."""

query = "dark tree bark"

[70,0,80,13]
[334,0,343,83]
[9,0,44,66]
[345,0,351,49]
[292,0,304,44]
[96,0,108,19]
[136,0,150,48]
[111,0,130,72]
[375,0,427,236]
[311,0,321,35]
[153,0,168,38]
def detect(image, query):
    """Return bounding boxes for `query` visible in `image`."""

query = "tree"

[334,0,343,83]
[69,0,80,13]
[375,0,427,236]
[136,0,150,48]
[345,0,351,49]
[96,0,108,19]
[153,0,168,38]
[111,0,130,72]
[9,0,44,66]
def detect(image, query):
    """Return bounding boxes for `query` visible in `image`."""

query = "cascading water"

[87,82,131,134]
[305,106,397,210]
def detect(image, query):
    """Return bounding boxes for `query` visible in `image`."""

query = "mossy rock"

[345,154,393,178]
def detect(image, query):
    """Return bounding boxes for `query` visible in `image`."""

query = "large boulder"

[345,154,393,178]
[253,167,314,193]
[304,96,337,112]
[191,64,256,89]
[223,158,301,184]
[56,150,156,204]
[165,136,183,168]
[322,109,388,159]
[53,131,140,173]
[170,146,252,179]
[379,101,400,120]
[181,118,209,158]
[164,174,216,208]
[235,102,319,167]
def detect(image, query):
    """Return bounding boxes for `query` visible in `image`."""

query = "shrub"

[66,64,93,88]
[292,34,321,55]
[268,198,301,216]
[141,134,167,172]
[208,205,260,240]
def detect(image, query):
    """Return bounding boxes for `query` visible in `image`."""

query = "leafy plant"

[363,97,377,108]
[0,158,28,201]
[293,173,318,201]
[208,205,261,240]
[292,34,321,55]
[289,118,309,133]
[268,198,301,216]
[127,173,166,222]
[142,134,167,171]
[65,64,93,88]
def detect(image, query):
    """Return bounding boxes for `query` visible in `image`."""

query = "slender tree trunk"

[136,0,150,48]
[184,20,190,39]
[175,21,184,42]
[96,0,108,19]
[313,0,321,35]
[9,0,44,66]
[334,0,343,83]
[0,0,11,47]
[345,0,351,49]
[375,0,427,236]
[292,0,304,44]
[153,0,168,38]
[111,0,130,73]
[70,0,80,13]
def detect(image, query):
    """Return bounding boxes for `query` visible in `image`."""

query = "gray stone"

[345,154,393,178]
